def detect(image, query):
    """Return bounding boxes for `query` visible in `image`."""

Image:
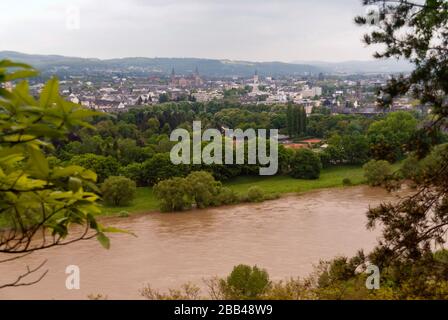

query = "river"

[0,186,405,299]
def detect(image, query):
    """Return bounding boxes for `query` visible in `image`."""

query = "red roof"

[284,143,309,149]
[300,139,322,144]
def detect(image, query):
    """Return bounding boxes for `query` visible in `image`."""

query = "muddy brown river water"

[0,186,405,299]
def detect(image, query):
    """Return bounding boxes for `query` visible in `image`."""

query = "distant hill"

[0,51,413,77]
[0,51,321,77]
[292,59,413,74]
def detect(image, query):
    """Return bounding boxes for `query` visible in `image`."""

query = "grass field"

[101,165,369,216]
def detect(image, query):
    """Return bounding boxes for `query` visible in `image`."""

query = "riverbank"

[101,165,370,216]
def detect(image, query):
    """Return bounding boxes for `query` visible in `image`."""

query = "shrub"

[120,163,146,186]
[153,177,191,212]
[118,211,130,218]
[140,283,200,300]
[342,178,352,186]
[214,187,240,205]
[363,160,393,187]
[290,149,322,180]
[101,176,136,206]
[246,186,265,203]
[186,171,222,209]
[219,265,271,300]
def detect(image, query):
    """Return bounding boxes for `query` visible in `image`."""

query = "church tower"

[253,70,259,85]
[170,68,176,86]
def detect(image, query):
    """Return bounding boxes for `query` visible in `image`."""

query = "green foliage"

[367,111,418,162]
[153,177,192,212]
[362,160,393,187]
[324,132,369,165]
[147,117,160,134]
[142,153,189,186]
[158,93,170,103]
[101,176,137,207]
[306,113,373,138]
[0,60,114,254]
[342,178,352,186]
[246,186,265,203]
[214,187,239,205]
[287,104,307,137]
[154,170,278,212]
[118,211,130,218]
[154,171,224,212]
[213,108,271,130]
[140,283,201,300]
[70,153,121,182]
[120,162,146,186]
[290,149,322,180]
[186,171,222,208]
[219,265,271,300]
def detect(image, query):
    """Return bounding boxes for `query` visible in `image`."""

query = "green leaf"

[14,81,38,106]
[68,177,82,192]
[97,232,110,249]
[27,147,49,178]
[4,70,39,82]
[101,226,137,237]
[0,88,14,99]
[0,60,33,69]
[39,77,59,108]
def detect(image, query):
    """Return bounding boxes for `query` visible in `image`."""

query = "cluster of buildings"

[8,68,425,116]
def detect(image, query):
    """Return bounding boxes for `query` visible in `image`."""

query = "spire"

[171,68,175,77]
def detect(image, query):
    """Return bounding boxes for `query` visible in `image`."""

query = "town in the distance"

[0,51,422,118]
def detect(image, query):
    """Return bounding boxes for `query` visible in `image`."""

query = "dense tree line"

[51,99,429,192]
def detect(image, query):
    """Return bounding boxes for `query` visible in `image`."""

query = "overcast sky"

[0,0,379,62]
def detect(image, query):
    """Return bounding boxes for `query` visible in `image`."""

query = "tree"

[142,153,189,186]
[367,111,418,162]
[153,177,192,212]
[101,176,137,206]
[325,132,369,165]
[70,153,121,182]
[356,0,448,258]
[120,162,146,186]
[147,117,160,134]
[290,149,322,180]
[158,93,170,103]
[185,171,221,209]
[317,0,448,299]
[0,60,117,289]
[286,105,307,137]
[219,265,271,300]
[363,159,393,187]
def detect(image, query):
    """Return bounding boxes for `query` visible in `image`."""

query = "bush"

[153,177,192,212]
[186,171,222,209]
[342,178,352,186]
[101,176,136,206]
[214,187,240,205]
[118,211,130,218]
[290,149,322,180]
[120,163,146,186]
[246,186,265,203]
[219,265,271,300]
[363,160,393,187]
